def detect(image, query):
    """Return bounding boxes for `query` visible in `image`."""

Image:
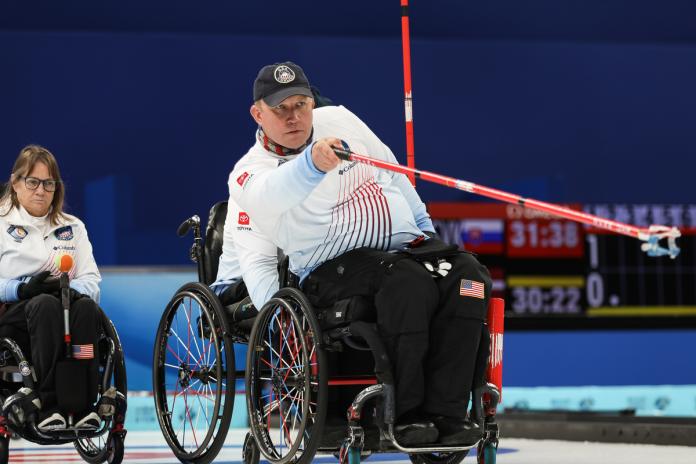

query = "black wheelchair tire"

[75,309,129,464]
[152,282,235,464]
[246,287,327,464]
[242,431,260,464]
[409,451,469,464]
[0,435,7,464]
[107,433,124,464]
[100,311,129,400]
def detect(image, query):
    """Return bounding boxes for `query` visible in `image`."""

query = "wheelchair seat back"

[202,201,228,285]
[201,200,301,289]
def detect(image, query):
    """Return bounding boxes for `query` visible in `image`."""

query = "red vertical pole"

[401,0,416,185]
[486,297,505,401]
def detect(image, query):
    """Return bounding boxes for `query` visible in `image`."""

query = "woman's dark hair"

[1,144,67,225]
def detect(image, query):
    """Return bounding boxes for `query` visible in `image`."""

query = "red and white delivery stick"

[400,0,416,185]
[332,147,681,258]
[58,254,74,357]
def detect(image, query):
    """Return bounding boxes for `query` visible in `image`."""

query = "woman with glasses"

[0,145,102,431]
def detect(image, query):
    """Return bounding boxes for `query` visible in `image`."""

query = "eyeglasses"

[20,176,60,192]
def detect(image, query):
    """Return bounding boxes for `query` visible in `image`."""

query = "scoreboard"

[429,202,696,329]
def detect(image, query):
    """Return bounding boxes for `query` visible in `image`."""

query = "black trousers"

[303,247,492,419]
[0,294,102,409]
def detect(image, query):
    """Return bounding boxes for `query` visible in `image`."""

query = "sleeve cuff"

[418,218,436,234]
[70,281,88,295]
[210,283,229,297]
[302,142,328,177]
[3,280,22,303]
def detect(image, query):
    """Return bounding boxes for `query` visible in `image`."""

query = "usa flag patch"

[73,344,94,360]
[460,279,485,299]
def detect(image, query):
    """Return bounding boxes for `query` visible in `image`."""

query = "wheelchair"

[152,201,247,464]
[153,201,503,464]
[0,305,128,464]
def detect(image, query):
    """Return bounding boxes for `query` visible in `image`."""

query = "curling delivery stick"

[331,147,681,258]
[58,254,75,357]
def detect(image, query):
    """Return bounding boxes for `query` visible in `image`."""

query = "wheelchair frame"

[0,308,128,464]
[153,205,502,464]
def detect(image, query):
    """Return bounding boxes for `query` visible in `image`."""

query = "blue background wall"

[2,2,696,410]
[2,1,696,264]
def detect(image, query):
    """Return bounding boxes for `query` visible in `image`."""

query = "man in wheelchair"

[218,61,493,448]
[0,146,124,441]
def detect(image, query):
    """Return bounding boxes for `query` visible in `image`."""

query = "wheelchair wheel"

[409,451,469,464]
[246,287,327,464]
[153,282,235,464]
[101,314,129,401]
[75,310,129,464]
[0,435,7,464]
[242,431,260,464]
[75,433,124,464]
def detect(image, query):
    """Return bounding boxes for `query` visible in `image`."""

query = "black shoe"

[394,419,439,446]
[429,415,482,445]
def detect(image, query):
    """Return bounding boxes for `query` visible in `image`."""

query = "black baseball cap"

[253,61,313,107]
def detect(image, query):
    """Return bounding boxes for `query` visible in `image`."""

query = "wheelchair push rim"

[153,284,234,462]
[247,289,326,464]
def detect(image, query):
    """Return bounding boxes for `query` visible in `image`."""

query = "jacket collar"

[1,204,76,234]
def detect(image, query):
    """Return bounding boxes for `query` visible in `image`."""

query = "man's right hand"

[17,271,61,300]
[311,137,343,173]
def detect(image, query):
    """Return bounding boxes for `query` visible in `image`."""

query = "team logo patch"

[460,279,485,299]
[7,225,28,242]
[238,212,250,225]
[236,171,251,187]
[274,65,296,84]
[338,161,358,175]
[54,226,74,241]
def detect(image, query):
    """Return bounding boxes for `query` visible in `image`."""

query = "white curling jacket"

[0,203,102,303]
[228,105,434,308]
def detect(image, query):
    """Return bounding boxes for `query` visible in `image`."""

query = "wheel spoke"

[168,326,204,370]
[183,390,199,448]
[183,299,204,371]
[263,338,300,376]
